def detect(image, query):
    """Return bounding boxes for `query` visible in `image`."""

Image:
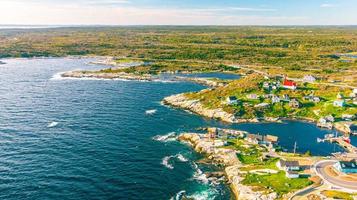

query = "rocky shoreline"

[61,70,227,88]
[163,93,261,123]
[178,133,277,200]
[61,70,156,81]
[163,94,355,134]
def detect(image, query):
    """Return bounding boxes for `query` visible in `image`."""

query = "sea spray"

[192,162,209,184]
[161,153,189,169]
[177,154,188,162]
[162,155,174,169]
[170,190,186,200]
[145,109,157,115]
[152,132,176,142]
[47,121,59,128]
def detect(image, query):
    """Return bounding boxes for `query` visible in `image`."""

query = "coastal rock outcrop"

[178,133,277,200]
[163,94,258,123]
[61,71,156,81]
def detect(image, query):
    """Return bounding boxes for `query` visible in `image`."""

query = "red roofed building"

[282,79,297,90]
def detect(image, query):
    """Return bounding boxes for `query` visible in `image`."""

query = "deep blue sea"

[0,58,355,200]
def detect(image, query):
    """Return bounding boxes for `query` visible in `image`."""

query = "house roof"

[228,96,237,100]
[339,160,357,170]
[266,135,278,143]
[279,159,299,167]
[246,133,263,141]
[283,79,297,87]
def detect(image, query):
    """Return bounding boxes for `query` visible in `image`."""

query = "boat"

[0,61,6,65]
[342,136,351,144]
[317,138,323,143]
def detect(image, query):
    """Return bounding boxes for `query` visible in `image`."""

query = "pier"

[321,136,357,154]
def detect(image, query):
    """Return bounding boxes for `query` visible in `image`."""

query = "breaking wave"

[145,109,157,115]
[170,190,186,200]
[161,153,189,169]
[192,162,209,184]
[47,121,59,128]
[152,132,176,142]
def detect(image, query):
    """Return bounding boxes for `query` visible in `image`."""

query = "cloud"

[320,3,335,8]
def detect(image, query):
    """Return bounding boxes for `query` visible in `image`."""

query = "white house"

[303,75,316,83]
[246,94,259,100]
[254,103,270,108]
[277,159,300,171]
[354,88,357,94]
[226,96,238,105]
[271,96,280,103]
[333,100,345,107]
[286,171,300,179]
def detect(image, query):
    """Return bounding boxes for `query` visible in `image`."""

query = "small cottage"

[277,159,300,171]
[334,160,357,174]
[246,94,259,100]
[289,99,301,108]
[303,75,316,83]
[254,103,270,108]
[281,94,290,102]
[271,96,280,103]
[333,100,345,107]
[282,79,297,90]
[286,171,300,179]
[226,96,238,105]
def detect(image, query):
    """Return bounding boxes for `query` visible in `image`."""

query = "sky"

[0,0,356,25]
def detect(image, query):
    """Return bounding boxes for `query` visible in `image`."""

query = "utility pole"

[293,141,297,155]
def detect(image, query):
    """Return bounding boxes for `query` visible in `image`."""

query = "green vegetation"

[226,139,264,164]
[242,171,312,197]
[185,74,357,122]
[322,190,357,200]
[0,26,356,84]
[239,158,279,171]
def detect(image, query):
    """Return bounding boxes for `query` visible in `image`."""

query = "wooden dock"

[326,137,357,153]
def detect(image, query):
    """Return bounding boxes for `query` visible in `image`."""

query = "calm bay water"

[0,58,354,200]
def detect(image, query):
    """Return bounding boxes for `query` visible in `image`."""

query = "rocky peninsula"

[61,70,157,81]
[178,132,278,200]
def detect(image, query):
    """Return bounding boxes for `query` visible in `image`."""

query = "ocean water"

[0,58,354,200]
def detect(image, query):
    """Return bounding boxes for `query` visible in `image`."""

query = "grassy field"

[321,190,357,200]
[242,171,312,197]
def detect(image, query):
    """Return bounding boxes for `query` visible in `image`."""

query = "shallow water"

[0,58,353,200]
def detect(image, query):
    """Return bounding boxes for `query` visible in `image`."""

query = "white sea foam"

[186,188,218,200]
[162,155,174,169]
[47,121,59,128]
[161,153,189,170]
[145,109,157,115]
[177,154,188,162]
[152,132,176,142]
[192,162,209,184]
[170,190,186,200]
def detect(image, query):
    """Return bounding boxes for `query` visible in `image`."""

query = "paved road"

[290,184,323,200]
[315,160,357,191]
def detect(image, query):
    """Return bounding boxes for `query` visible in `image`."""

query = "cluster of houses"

[227,93,302,109]
[333,89,357,107]
[226,78,308,109]
[262,78,299,91]
[245,133,279,149]
[207,128,279,150]
[317,115,335,129]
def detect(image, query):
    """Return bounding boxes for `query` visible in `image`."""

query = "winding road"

[314,160,357,192]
